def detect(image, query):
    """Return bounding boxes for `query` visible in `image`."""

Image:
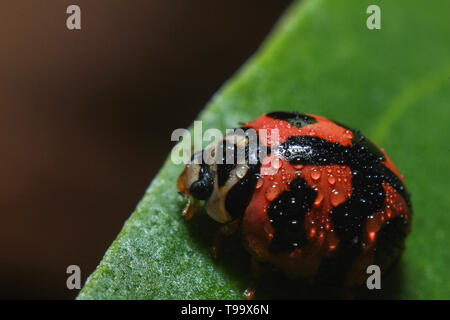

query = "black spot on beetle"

[268,178,317,252]
[374,217,409,267]
[333,121,385,162]
[267,111,316,129]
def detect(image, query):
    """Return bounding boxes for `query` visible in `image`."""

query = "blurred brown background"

[0,1,291,299]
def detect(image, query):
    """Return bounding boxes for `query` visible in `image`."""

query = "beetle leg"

[182,197,199,220]
[244,257,261,300]
[211,218,241,259]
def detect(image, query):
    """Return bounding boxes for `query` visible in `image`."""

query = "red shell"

[240,113,411,285]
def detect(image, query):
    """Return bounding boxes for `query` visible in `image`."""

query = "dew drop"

[265,183,280,201]
[344,130,353,140]
[330,189,346,207]
[311,169,321,181]
[328,175,336,185]
[272,158,282,170]
[255,178,264,189]
[235,165,248,178]
[314,193,324,206]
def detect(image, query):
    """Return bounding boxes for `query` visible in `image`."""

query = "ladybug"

[177,111,412,298]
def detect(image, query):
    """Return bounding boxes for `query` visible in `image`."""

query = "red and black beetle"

[177,112,412,298]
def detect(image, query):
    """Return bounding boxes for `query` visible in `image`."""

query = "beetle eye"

[190,179,212,200]
[189,165,214,200]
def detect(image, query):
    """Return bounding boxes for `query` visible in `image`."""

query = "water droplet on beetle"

[344,130,353,140]
[328,175,336,185]
[256,178,264,189]
[314,193,323,206]
[311,170,321,181]
[330,189,346,207]
[265,183,280,201]
[272,158,282,170]
[235,165,248,178]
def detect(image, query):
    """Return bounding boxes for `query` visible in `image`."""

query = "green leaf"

[78,0,450,299]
